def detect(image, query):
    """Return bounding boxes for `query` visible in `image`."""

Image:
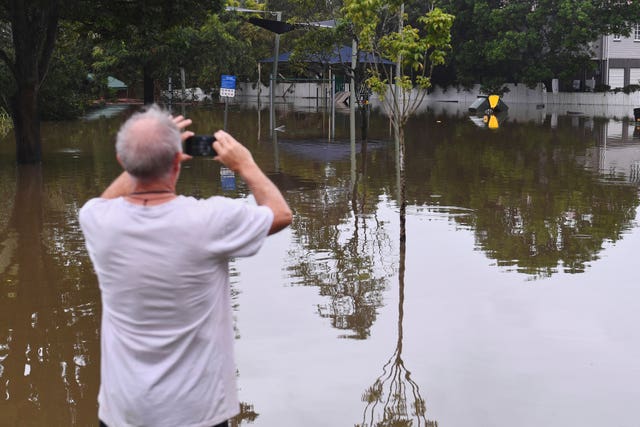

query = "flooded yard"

[1,101,639,426]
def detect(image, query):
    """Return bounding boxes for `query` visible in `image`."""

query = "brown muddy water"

[1,102,639,427]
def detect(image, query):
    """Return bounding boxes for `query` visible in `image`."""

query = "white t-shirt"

[79,195,273,427]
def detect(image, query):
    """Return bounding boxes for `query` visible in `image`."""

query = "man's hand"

[212,130,256,173]
[212,130,292,235]
[172,115,194,162]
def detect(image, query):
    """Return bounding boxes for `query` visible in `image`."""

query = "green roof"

[107,76,127,89]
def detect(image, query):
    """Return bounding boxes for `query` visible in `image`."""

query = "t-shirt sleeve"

[78,198,108,234]
[203,197,274,258]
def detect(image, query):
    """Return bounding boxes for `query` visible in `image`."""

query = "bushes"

[593,83,610,92]
[0,107,12,137]
[622,84,640,94]
[592,83,640,94]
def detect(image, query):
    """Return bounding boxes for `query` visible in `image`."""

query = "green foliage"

[0,106,11,136]
[0,58,13,111]
[365,74,389,100]
[479,84,510,96]
[344,1,454,129]
[39,21,94,120]
[78,0,225,100]
[622,84,640,95]
[288,26,346,77]
[593,83,610,93]
[342,0,385,52]
[439,0,640,88]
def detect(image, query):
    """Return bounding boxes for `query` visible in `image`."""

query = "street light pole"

[225,7,282,132]
[271,11,282,133]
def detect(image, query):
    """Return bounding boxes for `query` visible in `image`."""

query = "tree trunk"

[11,85,42,164]
[2,0,59,164]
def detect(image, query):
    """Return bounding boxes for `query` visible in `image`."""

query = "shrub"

[623,84,640,94]
[0,107,12,137]
[593,83,610,92]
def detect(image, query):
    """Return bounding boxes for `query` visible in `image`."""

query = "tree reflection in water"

[231,402,259,426]
[284,139,394,339]
[358,137,436,427]
[403,114,640,277]
[0,165,100,426]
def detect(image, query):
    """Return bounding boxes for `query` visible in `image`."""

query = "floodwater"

[1,101,640,427]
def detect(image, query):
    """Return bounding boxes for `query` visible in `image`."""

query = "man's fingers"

[177,119,193,130]
[181,130,195,142]
[172,115,193,130]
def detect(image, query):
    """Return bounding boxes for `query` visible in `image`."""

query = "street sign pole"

[220,75,237,131]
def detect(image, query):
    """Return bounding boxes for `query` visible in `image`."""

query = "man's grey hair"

[115,105,182,181]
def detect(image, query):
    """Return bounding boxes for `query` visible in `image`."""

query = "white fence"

[235,81,640,109]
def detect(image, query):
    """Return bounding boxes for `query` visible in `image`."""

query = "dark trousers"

[100,420,229,427]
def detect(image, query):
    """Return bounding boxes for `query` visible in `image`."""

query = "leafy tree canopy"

[439,0,640,89]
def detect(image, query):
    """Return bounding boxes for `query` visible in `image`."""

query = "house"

[107,76,129,98]
[592,25,640,89]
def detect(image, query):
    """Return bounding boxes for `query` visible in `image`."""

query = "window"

[635,24,640,41]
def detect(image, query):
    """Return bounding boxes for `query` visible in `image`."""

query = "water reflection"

[283,138,394,339]
[401,113,640,277]
[582,117,640,183]
[358,135,435,427]
[0,104,639,425]
[357,229,435,427]
[0,165,100,426]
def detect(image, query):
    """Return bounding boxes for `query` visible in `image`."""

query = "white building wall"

[606,35,640,59]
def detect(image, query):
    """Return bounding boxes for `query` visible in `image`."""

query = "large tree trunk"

[0,0,59,164]
[11,85,42,164]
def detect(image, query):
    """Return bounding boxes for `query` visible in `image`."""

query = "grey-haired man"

[80,105,292,427]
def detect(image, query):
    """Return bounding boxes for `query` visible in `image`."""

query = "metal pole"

[224,96,228,131]
[350,39,357,187]
[273,12,281,82]
[270,11,282,134]
[350,39,357,144]
[331,73,335,140]
[270,73,274,132]
[257,63,262,141]
[328,68,332,137]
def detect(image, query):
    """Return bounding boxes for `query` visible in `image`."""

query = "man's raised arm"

[213,130,292,235]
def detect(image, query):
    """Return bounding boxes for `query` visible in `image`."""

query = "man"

[79,105,292,427]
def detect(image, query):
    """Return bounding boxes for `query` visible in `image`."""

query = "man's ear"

[172,152,182,173]
[116,154,125,169]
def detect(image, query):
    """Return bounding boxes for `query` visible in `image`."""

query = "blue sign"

[221,75,236,90]
[220,167,236,191]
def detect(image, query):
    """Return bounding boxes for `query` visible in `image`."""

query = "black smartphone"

[184,135,216,156]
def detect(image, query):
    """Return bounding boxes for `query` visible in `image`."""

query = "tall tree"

[343,0,454,143]
[0,0,227,164]
[85,0,224,105]
[439,0,640,90]
[0,0,59,164]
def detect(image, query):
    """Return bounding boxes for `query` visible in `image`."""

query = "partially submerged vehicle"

[468,95,509,115]
[468,95,509,129]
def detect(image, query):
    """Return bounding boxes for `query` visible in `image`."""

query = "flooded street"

[1,102,639,426]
